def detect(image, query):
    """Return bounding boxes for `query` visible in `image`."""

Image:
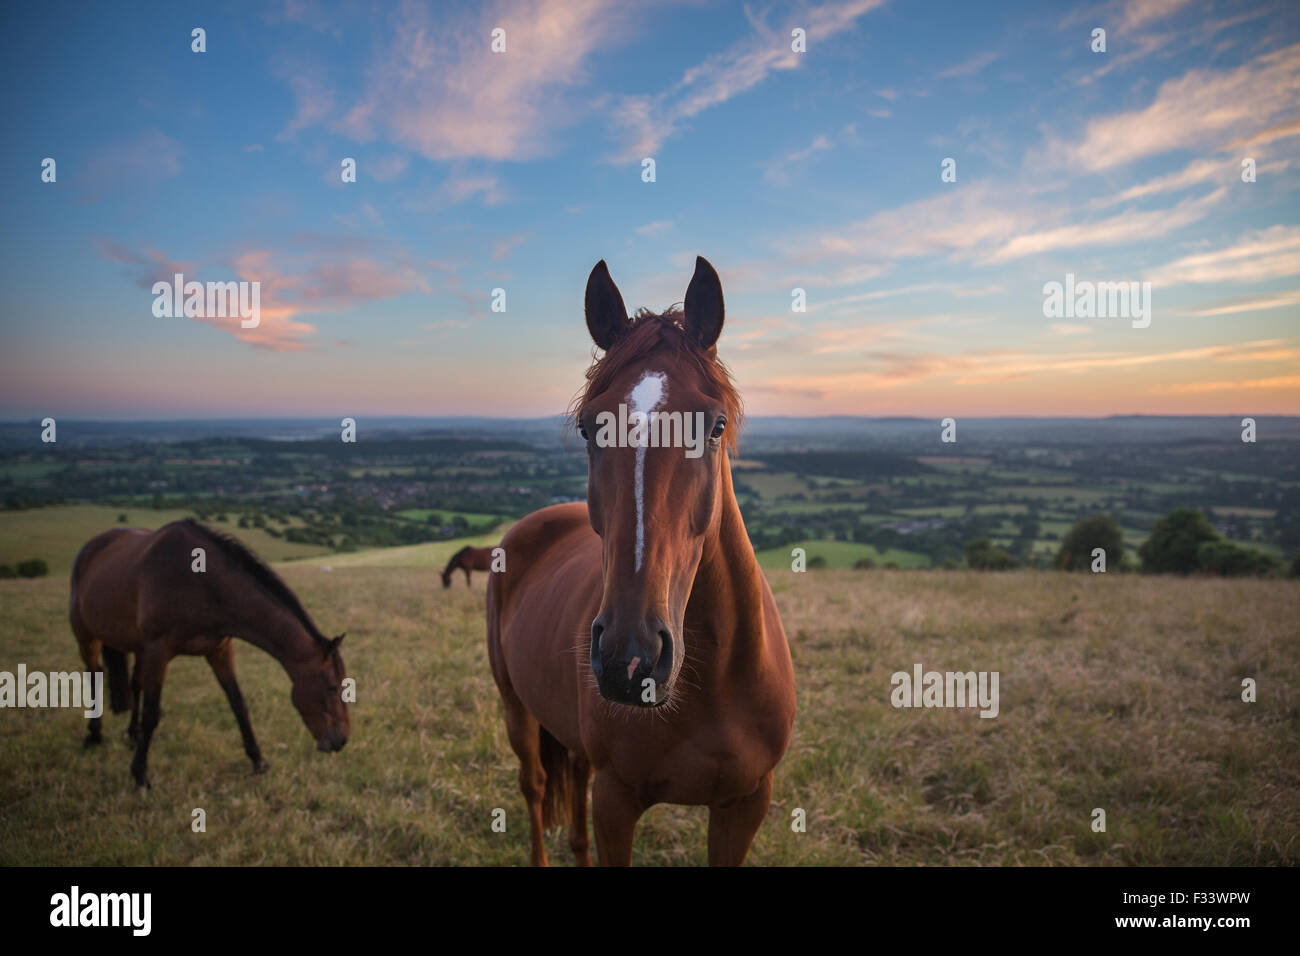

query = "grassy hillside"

[278,528,509,570]
[0,505,332,575]
[1,565,1295,866]
[756,539,930,569]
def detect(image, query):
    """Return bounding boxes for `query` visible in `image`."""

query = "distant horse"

[486,258,796,866]
[441,545,494,588]
[69,519,350,789]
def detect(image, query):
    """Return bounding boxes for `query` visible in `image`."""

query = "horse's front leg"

[206,639,267,772]
[707,771,773,866]
[129,644,172,791]
[127,655,141,745]
[592,769,643,866]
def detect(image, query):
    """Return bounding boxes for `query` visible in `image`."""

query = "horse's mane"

[568,308,743,453]
[183,519,332,647]
[442,545,472,578]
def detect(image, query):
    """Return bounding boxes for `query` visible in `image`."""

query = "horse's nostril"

[589,620,606,679]
[652,627,675,682]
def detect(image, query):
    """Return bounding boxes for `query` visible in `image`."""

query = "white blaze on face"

[628,370,667,572]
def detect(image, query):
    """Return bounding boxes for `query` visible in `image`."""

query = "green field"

[280,529,510,570]
[756,539,930,569]
[0,505,332,575]
[739,471,810,499]
[394,509,507,525]
[1,566,1295,865]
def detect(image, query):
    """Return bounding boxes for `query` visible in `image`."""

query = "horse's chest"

[601,724,773,807]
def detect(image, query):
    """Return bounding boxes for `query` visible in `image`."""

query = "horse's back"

[70,522,199,649]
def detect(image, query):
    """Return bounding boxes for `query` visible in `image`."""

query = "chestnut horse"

[441,545,494,588]
[70,519,350,789]
[486,257,796,866]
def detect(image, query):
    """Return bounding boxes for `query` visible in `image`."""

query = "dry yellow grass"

[0,567,1295,865]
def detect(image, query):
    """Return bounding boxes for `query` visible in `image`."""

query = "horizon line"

[2,413,1295,425]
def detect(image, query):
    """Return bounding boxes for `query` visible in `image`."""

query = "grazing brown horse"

[441,545,494,588]
[486,257,796,866]
[69,519,350,789]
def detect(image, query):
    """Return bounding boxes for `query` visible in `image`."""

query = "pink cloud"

[95,239,436,353]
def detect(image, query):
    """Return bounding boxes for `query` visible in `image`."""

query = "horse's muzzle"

[316,731,348,753]
[590,616,675,707]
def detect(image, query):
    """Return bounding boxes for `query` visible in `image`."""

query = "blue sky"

[1,0,1297,419]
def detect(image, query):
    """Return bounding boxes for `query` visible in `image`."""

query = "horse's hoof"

[252,759,269,774]
[135,780,151,795]
[83,733,102,748]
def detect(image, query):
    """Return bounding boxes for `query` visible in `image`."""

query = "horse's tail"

[539,727,572,830]
[101,646,130,713]
[69,529,131,714]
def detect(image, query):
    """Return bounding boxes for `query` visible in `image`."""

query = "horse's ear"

[683,256,724,349]
[585,260,629,350]
[329,633,345,653]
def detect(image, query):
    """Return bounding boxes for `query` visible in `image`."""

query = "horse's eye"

[710,418,726,440]
[578,423,590,442]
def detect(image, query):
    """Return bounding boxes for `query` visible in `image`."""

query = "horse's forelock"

[568,311,743,453]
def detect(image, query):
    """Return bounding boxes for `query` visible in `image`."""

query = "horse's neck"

[686,473,769,678]
[231,592,317,665]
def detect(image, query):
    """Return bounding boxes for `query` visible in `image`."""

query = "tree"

[1196,540,1279,577]
[17,558,49,578]
[1139,508,1218,574]
[966,538,1019,570]
[1056,514,1123,571]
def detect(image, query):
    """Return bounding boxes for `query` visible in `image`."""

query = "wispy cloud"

[1147,374,1300,395]
[608,0,886,162]
[92,238,193,288]
[1047,43,1300,171]
[1146,226,1300,286]
[332,0,627,161]
[82,131,183,195]
[1187,289,1300,316]
[778,182,1035,282]
[491,233,528,261]
[95,238,433,352]
[937,50,998,79]
[423,174,508,208]
[634,220,674,237]
[1121,0,1195,30]
[987,187,1225,262]
[760,134,833,184]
